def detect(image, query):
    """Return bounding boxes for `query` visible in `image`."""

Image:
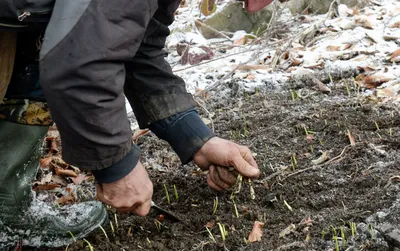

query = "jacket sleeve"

[40,0,158,170]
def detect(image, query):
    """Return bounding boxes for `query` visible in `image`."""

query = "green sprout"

[212,197,219,215]
[154,220,162,232]
[340,226,346,247]
[206,227,216,243]
[369,224,374,239]
[350,222,356,237]
[99,225,109,242]
[173,184,179,201]
[321,230,326,239]
[164,184,170,205]
[283,200,293,212]
[374,121,380,131]
[217,223,228,241]
[110,221,115,237]
[114,213,119,229]
[232,198,239,218]
[83,239,94,251]
[333,236,339,251]
[344,80,350,97]
[67,231,76,242]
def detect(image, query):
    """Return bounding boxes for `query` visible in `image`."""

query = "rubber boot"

[0,120,108,248]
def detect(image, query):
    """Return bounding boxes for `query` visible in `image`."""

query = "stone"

[198,2,274,39]
[287,0,369,15]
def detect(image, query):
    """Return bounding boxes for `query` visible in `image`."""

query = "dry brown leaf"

[205,220,215,229]
[71,173,87,185]
[234,37,247,46]
[246,74,256,80]
[300,217,313,226]
[40,155,53,168]
[306,134,314,141]
[327,45,341,51]
[355,15,373,29]
[347,130,356,146]
[342,43,353,50]
[132,129,151,142]
[390,21,400,28]
[232,65,269,71]
[357,65,376,73]
[50,140,59,153]
[55,167,78,178]
[51,174,68,186]
[290,58,303,67]
[33,183,61,191]
[248,221,265,243]
[384,35,400,41]
[390,48,400,63]
[57,194,75,205]
[311,151,329,165]
[279,224,296,238]
[364,74,395,88]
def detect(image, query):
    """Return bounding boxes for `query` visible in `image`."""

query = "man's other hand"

[193,137,260,191]
[96,161,153,216]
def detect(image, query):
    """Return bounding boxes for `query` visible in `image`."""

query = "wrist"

[92,144,141,184]
[149,110,215,164]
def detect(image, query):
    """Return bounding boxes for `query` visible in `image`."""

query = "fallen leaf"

[327,45,341,51]
[246,74,256,80]
[40,155,53,168]
[364,74,395,88]
[71,173,87,185]
[311,151,329,165]
[347,130,356,146]
[50,140,59,153]
[132,129,150,142]
[33,183,61,191]
[57,194,75,205]
[200,0,216,16]
[390,21,400,28]
[205,220,215,228]
[357,65,376,73]
[51,174,68,186]
[54,166,78,178]
[306,134,314,141]
[300,217,313,226]
[355,15,373,29]
[234,37,247,46]
[279,224,296,238]
[390,48,400,63]
[248,221,265,243]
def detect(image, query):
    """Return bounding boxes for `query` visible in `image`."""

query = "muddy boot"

[0,120,108,248]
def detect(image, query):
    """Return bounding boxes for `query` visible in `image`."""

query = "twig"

[282,144,353,180]
[194,20,231,40]
[195,98,215,132]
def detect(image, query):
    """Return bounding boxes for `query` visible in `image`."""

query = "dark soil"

[34,78,400,251]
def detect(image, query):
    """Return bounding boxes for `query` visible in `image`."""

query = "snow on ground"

[126,0,400,130]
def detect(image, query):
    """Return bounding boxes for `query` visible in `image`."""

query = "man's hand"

[193,137,260,191]
[96,161,153,216]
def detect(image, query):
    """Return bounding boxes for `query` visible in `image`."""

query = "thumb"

[133,199,152,216]
[232,155,260,178]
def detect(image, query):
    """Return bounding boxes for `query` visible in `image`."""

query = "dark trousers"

[40,0,195,170]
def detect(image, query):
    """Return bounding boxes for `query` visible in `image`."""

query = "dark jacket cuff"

[149,109,215,164]
[92,144,141,183]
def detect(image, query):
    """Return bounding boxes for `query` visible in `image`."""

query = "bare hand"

[96,161,153,216]
[193,137,260,191]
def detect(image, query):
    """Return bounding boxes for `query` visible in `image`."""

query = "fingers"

[209,166,230,190]
[215,166,237,185]
[238,145,259,169]
[133,198,152,216]
[231,153,260,178]
[207,173,224,191]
